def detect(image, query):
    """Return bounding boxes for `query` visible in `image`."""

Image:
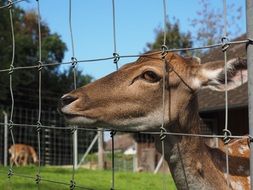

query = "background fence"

[0,106,98,166]
[0,0,252,189]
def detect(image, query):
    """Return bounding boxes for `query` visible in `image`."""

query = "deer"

[59,51,249,189]
[9,144,38,166]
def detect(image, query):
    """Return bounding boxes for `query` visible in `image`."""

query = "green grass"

[0,166,176,190]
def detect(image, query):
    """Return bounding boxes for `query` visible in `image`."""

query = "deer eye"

[142,71,161,83]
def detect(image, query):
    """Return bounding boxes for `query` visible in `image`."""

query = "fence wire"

[222,0,231,188]
[68,0,78,189]
[0,0,252,190]
[35,0,42,188]
[110,1,119,189]
[160,0,169,189]
[0,39,250,74]
[7,0,16,182]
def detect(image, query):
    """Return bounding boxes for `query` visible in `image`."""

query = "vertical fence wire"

[160,56,167,190]
[222,0,231,187]
[110,131,116,190]
[35,0,42,188]
[112,0,119,71]
[162,0,167,47]
[0,0,251,189]
[69,0,77,189]
[110,0,119,189]
[69,0,77,90]
[160,0,168,189]
[7,0,16,180]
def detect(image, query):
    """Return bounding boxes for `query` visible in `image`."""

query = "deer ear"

[199,58,247,91]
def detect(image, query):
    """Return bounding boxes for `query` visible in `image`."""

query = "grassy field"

[0,166,176,190]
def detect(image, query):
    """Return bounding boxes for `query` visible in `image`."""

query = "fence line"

[0,121,251,140]
[35,0,42,188]
[68,0,78,189]
[0,0,252,189]
[0,39,250,74]
[7,0,17,183]
[221,0,231,187]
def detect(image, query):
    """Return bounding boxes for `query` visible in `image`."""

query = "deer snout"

[60,94,78,108]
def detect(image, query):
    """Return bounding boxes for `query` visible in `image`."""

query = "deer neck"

[154,95,230,190]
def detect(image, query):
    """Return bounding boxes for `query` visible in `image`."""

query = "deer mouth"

[63,113,80,119]
[59,106,97,126]
[64,114,97,126]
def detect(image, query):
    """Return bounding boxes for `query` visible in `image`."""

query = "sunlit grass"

[0,166,176,190]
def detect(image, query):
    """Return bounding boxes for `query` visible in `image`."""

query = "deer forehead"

[121,54,195,78]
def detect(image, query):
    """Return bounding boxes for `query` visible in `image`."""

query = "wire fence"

[0,0,252,190]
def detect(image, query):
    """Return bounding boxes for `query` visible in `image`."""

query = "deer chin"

[64,114,97,126]
[62,108,165,131]
[107,110,165,132]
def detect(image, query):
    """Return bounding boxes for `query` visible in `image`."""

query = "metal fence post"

[3,111,8,167]
[77,134,99,169]
[73,129,78,169]
[246,0,253,189]
[98,130,105,170]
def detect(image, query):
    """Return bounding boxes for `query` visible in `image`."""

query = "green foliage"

[145,20,192,55]
[0,2,93,109]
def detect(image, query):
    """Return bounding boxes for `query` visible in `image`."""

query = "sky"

[19,0,246,141]
[20,0,246,80]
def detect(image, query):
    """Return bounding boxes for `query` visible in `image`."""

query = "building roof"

[198,34,248,112]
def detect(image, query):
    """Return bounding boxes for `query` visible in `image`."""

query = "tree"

[190,0,242,46]
[145,20,193,55]
[0,2,92,110]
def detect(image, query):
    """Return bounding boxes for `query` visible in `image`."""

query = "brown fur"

[60,52,249,189]
[9,144,38,166]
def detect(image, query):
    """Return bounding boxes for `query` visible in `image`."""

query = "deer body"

[9,144,38,166]
[155,96,249,189]
[60,52,249,189]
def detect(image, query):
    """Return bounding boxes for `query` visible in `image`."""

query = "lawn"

[0,166,176,190]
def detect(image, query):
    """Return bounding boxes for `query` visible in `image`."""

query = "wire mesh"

[0,0,252,189]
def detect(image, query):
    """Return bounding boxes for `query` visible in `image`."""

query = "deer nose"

[61,95,77,107]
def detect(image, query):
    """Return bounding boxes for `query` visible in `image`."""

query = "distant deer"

[9,144,38,166]
[60,52,249,189]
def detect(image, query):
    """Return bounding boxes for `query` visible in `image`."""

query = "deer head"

[59,52,247,132]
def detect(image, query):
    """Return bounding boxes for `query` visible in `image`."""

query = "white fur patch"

[230,180,244,190]
[61,104,97,126]
[226,58,237,70]
[193,56,201,64]
[201,68,223,80]
[238,145,248,155]
[191,78,201,89]
[247,176,250,185]
[228,147,233,154]
[201,59,236,80]
[114,109,168,131]
[66,116,96,125]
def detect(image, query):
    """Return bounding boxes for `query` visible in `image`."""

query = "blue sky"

[20,0,246,80]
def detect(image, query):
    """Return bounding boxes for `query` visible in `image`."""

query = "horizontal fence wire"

[0,0,251,189]
[0,122,250,140]
[0,0,25,9]
[0,39,250,73]
[0,170,94,190]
